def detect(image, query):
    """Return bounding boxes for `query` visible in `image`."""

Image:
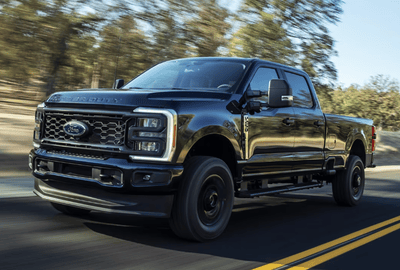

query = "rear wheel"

[169,156,234,242]
[51,203,91,216]
[332,155,365,206]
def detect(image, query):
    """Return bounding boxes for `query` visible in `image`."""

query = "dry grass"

[0,102,36,177]
[374,130,400,166]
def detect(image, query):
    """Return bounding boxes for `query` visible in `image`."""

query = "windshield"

[123,59,247,92]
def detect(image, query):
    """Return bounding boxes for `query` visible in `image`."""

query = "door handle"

[314,120,324,127]
[283,118,295,126]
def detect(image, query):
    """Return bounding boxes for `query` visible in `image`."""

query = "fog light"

[143,175,151,181]
[136,141,160,152]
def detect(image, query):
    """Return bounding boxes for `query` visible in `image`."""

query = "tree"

[329,76,400,131]
[273,0,342,82]
[135,0,193,64]
[228,13,295,64]
[185,0,231,57]
[41,2,103,95]
[229,0,343,94]
[0,0,47,83]
[367,74,400,93]
[97,15,149,88]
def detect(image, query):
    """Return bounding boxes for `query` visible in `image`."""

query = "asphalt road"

[1,167,399,270]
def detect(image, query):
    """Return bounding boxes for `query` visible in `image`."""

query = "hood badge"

[63,121,89,137]
[48,94,122,104]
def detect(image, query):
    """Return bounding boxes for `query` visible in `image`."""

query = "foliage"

[1,0,343,95]
[97,15,149,88]
[320,75,400,131]
[185,0,231,57]
[231,0,342,86]
[3,0,400,131]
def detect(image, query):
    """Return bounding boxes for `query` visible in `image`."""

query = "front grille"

[43,112,127,147]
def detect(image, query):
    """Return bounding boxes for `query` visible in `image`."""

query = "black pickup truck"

[30,57,376,241]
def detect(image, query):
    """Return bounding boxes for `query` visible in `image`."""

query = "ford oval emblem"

[63,121,88,137]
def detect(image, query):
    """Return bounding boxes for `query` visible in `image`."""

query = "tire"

[51,202,91,216]
[169,156,234,242]
[332,155,365,206]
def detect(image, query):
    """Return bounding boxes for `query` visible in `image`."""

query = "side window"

[284,72,313,108]
[250,67,279,91]
[250,67,279,102]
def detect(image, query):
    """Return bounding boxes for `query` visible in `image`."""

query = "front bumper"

[30,148,184,217]
[34,178,174,217]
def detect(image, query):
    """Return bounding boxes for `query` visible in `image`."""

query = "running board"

[235,182,324,198]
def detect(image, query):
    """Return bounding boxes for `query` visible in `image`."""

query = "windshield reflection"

[123,59,247,92]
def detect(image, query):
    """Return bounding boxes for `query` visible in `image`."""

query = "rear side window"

[250,67,279,91]
[284,72,313,108]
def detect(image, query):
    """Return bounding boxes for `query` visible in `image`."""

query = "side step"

[235,182,324,198]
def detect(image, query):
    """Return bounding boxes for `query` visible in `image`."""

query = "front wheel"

[332,155,365,206]
[169,156,234,242]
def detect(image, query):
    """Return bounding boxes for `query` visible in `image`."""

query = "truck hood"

[45,89,232,108]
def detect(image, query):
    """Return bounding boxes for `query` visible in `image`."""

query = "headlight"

[136,132,165,138]
[33,105,44,145]
[127,115,167,156]
[129,108,177,162]
[138,118,161,128]
[35,110,43,123]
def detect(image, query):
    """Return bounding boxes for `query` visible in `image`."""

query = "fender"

[176,125,243,163]
[345,129,368,154]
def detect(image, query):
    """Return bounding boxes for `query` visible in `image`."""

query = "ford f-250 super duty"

[30,57,376,241]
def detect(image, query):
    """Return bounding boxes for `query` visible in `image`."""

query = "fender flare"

[176,125,242,163]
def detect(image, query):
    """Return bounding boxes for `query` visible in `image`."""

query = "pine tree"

[185,0,231,57]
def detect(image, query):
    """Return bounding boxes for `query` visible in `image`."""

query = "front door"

[241,67,295,177]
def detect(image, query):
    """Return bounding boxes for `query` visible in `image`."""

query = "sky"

[330,0,400,87]
[222,0,400,88]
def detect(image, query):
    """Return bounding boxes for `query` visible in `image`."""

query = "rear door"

[283,71,325,172]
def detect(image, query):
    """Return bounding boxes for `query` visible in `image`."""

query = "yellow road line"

[287,222,400,270]
[254,215,400,270]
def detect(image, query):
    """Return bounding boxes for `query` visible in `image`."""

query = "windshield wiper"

[129,87,191,90]
[169,87,189,90]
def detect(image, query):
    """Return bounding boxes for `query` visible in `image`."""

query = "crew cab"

[30,57,376,241]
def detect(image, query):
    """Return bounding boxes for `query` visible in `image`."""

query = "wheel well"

[185,135,237,179]
[350,139,366,166]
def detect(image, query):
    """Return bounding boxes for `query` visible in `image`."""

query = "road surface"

[1,167,399,270]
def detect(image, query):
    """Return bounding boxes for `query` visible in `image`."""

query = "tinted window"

[250,67,279,91]
[123,60,247,92]
[285,72,313,108]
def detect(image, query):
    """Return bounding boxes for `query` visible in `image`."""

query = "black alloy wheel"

[197,174,226,226]
[169,156,234,242]
[332,155,365,206]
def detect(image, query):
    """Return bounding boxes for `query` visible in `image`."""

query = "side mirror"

[268,79,292,108]
[238,89,268,107]
[114,79,124,89]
